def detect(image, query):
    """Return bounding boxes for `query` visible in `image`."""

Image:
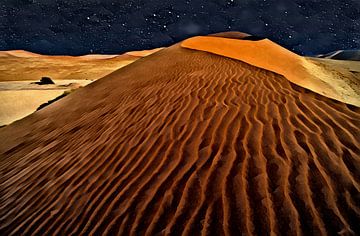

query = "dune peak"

[181,34,360,107]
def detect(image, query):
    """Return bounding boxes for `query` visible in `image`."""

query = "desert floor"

[0,80,92,126]
[0,49,161,125]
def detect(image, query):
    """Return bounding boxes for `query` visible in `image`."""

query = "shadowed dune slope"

[182,36,360,107]
[0,44,360,236]
[210,31,265,41]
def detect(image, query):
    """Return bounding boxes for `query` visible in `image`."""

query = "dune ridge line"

[181,36,360,107]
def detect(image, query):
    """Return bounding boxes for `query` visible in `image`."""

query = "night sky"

[1,0,359,56]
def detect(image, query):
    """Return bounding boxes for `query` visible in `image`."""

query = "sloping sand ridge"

[0,38,359,235]
[182,35,360,107]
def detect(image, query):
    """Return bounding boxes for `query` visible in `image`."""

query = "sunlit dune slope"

[0,49,161,82]
[0,50,42,58]
[0,43,359,235]
[182,36,360,106]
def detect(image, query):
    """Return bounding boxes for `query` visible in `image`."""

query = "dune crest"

[181,36,360,107]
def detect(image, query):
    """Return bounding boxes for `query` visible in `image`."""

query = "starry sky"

[1,0,359,56]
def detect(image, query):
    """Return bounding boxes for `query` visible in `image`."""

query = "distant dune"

[0,48,161,82]
[181,34,360,107]
[317,50,360,61]
[125,48,164,57]
[0,48,162,125]
[0,34,359,235]
[0,50,42,58]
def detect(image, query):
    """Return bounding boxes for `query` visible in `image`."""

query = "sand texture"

[0,49,161,82]
[182,36,360,107]
[0,80,92,126]
[0,43,360,235]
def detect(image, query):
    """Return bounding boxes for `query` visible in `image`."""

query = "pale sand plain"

[0,49,161,125]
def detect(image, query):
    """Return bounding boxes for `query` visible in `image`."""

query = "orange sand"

[0,39,359,235]
[182,36,360,107]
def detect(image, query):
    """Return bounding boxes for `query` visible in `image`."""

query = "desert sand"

[182,35,360,107]
[0,49,160,82]
[0,34,359,235]
[0,80,92,126]
[0,48,161,125]
[125,48,164,57]
[317,50,360,61]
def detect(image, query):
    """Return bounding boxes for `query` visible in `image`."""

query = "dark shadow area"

[209,31,265,41]
[37,90,71,111]
[242,35,266,41]
[31,77,55,85]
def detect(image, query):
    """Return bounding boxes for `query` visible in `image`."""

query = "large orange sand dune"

[0,35,359,235]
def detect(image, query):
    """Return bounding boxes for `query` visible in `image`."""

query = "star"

[0,0,358,56]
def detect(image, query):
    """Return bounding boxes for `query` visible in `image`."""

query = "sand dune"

[181,35,360,107]
[0,50,42,58]
[0,39,359,235]
[317,50,360,61]
[0,48,162,125]
[0,48,160,82]
[125,48,164,57]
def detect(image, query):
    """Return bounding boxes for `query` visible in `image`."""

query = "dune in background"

[182,35,360,107]
[125,48,164,57]
[0,48,161,82]
[0,48,162,125]
[317,50,360,61]
[0,40,359,235]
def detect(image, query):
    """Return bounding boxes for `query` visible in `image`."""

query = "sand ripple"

[0,44,359,235]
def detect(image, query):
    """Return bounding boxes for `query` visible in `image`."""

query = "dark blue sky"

[1,0,359,55]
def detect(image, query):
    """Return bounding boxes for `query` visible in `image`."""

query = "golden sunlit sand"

[0,80,92,126]
[182,35,360,106]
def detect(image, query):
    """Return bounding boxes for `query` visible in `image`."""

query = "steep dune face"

[182,36,360,107]
[0,44,360,235]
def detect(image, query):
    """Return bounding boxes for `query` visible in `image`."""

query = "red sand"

[0,39,359,235]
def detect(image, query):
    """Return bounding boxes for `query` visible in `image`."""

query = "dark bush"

[32,77,55,85]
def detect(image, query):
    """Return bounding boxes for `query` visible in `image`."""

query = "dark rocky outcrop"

[32,76,55,85]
